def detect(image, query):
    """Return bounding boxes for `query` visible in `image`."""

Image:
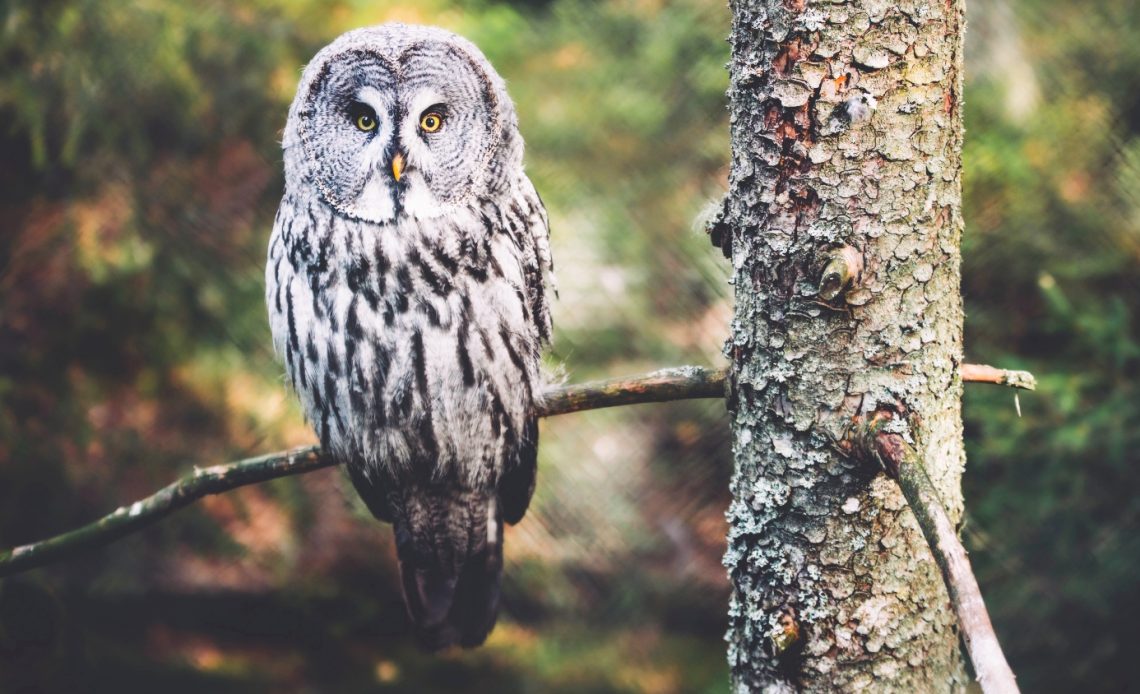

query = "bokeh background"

[0,0,1136,691]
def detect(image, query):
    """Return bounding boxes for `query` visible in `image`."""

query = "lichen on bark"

[718,0,969,689]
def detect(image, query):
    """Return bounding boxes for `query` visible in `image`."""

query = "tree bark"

[715,0,969,689]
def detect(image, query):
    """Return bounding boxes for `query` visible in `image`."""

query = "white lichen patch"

[797,8,829,32]
[750,476,792,510]
[770,432,796,458]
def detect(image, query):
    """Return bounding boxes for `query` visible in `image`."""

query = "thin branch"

[540,365,726,415]
[860,414,1020,694]
[0,366,725,578]
[961,363,1036,391]
[0,361,1029,578]
[0,446,332,578]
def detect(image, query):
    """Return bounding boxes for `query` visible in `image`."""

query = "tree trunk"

[714,0,969,689]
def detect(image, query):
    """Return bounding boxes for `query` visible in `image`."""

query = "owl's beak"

[391,152,406,182]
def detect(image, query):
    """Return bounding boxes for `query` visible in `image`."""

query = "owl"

[265,24,553,650]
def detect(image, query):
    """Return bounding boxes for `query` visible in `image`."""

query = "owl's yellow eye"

[420,112,444,133]
[356,113,377,132]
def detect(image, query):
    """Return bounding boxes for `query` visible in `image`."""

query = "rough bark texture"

[717,0,968,690]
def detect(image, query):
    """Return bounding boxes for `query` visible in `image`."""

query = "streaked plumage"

[265,24,553,649]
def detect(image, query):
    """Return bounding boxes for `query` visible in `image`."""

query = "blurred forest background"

[0,0,1137,691]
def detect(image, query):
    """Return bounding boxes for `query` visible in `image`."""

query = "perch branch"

[0,446,332,578]
[0,366,725,577]
[0,361,1029,578]
[858,412,1020,694]
[540,365,727,415]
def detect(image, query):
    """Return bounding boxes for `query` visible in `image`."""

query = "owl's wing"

[518,177,555,344]
[491,177,551,525]
[499,416,538,525]
[347,461,396,523]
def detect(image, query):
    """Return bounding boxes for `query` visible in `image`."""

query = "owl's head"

[283,24,522,224]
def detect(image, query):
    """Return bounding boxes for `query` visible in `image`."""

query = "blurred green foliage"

[0,0,1136,691]
[962,1,1140,690]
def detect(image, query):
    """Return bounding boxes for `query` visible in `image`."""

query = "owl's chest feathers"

[268,194,543,483]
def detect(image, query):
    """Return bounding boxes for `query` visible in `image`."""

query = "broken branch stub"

[817,245,864,301]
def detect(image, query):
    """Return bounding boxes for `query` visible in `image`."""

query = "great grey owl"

[265,24,553,650]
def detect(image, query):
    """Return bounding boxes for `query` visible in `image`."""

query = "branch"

[540,365,726,415]
[960,363,1036,391]
[0,366,725,578]
[0,361,1028,578]
[0,446,332,578]
[859,413,1020,694]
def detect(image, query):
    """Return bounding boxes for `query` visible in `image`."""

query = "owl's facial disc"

[298,42,501,226]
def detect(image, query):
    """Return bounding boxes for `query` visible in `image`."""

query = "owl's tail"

[391,487,504,651]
